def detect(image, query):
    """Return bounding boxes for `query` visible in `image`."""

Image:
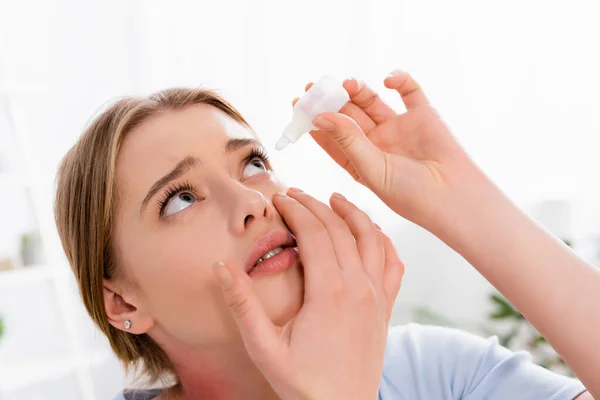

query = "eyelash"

[244,147,271,170]
[157,147,271,216]
[157,181,195,216]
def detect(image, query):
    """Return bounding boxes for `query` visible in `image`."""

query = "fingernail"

[331,192,347,202]
[287,187,303,193]
[312,116,336,131]
[214,261,233,289]
[273,192,288,198]
[386,69,404,79]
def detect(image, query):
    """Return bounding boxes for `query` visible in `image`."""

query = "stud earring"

[124,320,132,330]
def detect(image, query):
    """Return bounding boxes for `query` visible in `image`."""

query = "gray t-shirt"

[114,324,587,400]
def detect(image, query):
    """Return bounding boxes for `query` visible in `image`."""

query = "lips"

[244,230,297,274]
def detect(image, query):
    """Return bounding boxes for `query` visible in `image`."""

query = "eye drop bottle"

[275,75,349,150]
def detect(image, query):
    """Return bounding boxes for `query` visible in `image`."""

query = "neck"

[161,340,279,400]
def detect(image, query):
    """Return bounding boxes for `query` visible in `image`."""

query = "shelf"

[0,351,112,392]
[0,264,68,287]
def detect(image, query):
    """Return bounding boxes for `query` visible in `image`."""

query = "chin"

[254,262,304,326]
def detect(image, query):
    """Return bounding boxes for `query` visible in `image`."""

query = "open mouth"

[245,231,299,278]
[254,246,286,267]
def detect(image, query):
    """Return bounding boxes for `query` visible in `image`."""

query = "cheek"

[271,175,289,193]
[139,218,227,296]
[122,216,237,344]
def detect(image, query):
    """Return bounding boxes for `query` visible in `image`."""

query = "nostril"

[244,215,253,226]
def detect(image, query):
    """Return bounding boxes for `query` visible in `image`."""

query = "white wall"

[1,0,599,398]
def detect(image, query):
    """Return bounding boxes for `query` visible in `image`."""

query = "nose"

[223,181,274,235]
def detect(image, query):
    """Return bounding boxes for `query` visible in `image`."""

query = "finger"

[338,101,377,134]
[289,83,313,108]
[309,130,361,181]
[343,78,396,124]
[329,193,384,284]
[215,261,282,367]
[272,193,342,298]
[384,70,430,110]
[378,230,404,313]
[305,80,377,134]
[287,188,362,272]
[311,112,384,186]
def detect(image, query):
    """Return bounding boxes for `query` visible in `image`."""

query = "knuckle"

[341,158,353,172]
[305,222,328,237]
[396,259,406,276]
[329,279,347,301]
[336,132,357,150]
[329,221,350,236]
[347,206,371,225]
[357,284,377,307]
[225,289,251,318]
[398,72,411,88]
[363,92,380,108]
[339,103,351,115]
[351,279,377,305]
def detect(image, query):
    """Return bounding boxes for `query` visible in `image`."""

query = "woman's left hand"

[215,190,404,400]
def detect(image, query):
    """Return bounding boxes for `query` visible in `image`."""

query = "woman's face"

[110,104,303,351]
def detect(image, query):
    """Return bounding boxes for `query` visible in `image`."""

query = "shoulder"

[384,322,497,354]
[379,323,586,400]
[381,323,510,376]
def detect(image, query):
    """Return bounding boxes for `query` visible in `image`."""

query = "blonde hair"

[54,88,249,385]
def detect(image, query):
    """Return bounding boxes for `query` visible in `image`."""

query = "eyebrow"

[225,137,261,153]
[139,138,263,214]
[140,156,201,213]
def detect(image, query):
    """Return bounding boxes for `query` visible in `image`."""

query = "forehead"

[122,104,253,161]
[116,104,255,185]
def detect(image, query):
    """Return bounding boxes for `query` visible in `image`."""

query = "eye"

[162,191,197,217]
[242,157,268,179]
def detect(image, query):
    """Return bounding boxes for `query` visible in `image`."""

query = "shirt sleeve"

[114,389,162,400]
[379,323,587,400]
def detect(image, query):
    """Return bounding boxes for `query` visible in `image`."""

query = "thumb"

[215,261,281,366]
[312,112,383,184]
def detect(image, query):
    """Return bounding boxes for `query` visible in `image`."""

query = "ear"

[103,278,155,334]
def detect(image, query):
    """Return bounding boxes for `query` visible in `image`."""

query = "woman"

[54,71,594,399]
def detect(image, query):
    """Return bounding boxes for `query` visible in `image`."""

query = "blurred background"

[1,0,599,398]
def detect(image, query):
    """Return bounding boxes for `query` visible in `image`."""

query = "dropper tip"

[275,136,290,151]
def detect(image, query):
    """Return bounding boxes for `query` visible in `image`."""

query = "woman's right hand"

[215,190,404,400]
[296,71,484,232]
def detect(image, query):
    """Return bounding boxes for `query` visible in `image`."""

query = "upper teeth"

[255,247,284,266]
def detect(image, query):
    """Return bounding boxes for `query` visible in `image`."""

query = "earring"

[124,320,132,330]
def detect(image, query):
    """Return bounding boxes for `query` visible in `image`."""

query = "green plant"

[411,236,575,375]
[483,238,575,375]
[0,315,4,340]
[486,292,571,375]
[20,233,33,246]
